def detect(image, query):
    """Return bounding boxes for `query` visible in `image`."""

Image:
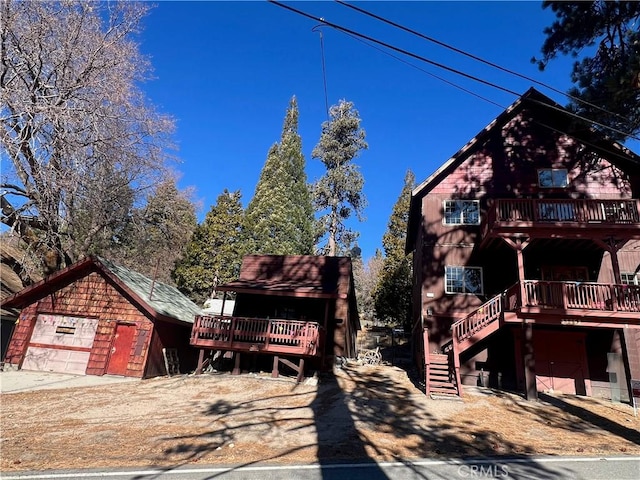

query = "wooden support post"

[423,329,430,397]
[196,349,205,375]
[594,237,624,284]
[272,355,279,378]
[452,338,463,398]
[232,352,241,375]
[297,358,305,383]
[502,237,530,305]
[523,322,538,401]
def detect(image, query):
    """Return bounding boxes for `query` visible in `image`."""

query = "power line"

[268,0,521,97]
[312,24,331,121]
[268,0,640,142]
[334,0,632,126]
[339,29,505,109]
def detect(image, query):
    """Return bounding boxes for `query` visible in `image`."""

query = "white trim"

[442,199,481,226]
[444,265,484,295]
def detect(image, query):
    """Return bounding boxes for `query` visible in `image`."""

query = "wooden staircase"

[423,293,505,398]
[426,353,459,397]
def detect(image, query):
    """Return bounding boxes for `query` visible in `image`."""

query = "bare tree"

[1,1,175,276]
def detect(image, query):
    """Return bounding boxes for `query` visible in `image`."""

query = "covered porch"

[447,281,640,401]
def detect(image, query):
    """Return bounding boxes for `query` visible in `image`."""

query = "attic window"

[443,200,480,225]
[538,169,568,188]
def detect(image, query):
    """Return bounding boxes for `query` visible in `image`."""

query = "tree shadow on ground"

[133,365,568,479]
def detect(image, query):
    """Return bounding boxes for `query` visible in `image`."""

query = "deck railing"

[490,198,640,224]
[190,315,321,356]
[523,281,640,312]
[451,280,640,350]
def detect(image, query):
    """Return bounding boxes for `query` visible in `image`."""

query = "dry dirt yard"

[1,363,639,472]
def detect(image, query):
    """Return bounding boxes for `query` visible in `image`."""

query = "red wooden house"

[2,256,201,377]
[407,88,640,401]
[190,255,359,381]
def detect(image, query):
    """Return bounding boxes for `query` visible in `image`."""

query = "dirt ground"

[1,362,639,473]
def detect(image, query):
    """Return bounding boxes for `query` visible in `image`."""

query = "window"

[538,168,568,188]
[443,200,480,225]
[445,266,484,294]
[621,273,639,285]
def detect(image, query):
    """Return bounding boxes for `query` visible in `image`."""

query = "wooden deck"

[451,281,640,354]
[190,315,322,357]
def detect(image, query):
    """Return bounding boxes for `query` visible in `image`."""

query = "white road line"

[2,456,639,479]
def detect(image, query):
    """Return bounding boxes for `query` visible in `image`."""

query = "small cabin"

[190,255,360,381]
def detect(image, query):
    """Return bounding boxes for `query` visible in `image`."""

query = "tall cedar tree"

[312,100,368,256]
[173,190,246,305]
[375,170,415,329]
[1,1,175,276]
[244,97,314,255]
[535,1,640,140]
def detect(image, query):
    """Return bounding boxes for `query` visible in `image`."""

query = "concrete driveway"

[0,369,139,394]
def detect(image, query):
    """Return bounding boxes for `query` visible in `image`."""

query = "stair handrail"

[451,293,504,344]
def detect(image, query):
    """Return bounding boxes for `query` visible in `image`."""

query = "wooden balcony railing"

[522,281,640,312]
[190,315,322,357]
[451,281,640,353]
[491,198,640,224]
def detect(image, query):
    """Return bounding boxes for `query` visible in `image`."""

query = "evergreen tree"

[312,100,368,256]
[173,189,246,305]
[375,170,415,329]
[535,1,640,140]
[109,178,197,285]
[244,97,314,255]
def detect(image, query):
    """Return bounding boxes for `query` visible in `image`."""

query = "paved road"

[2,456,639,480]
[0,370,138,393]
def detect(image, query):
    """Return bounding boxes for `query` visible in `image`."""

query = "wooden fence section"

[190,315,321,356]
[492,198,640,224]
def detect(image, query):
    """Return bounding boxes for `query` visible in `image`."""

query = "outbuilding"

[2,256,201,377]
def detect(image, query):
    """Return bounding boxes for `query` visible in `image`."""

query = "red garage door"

[534,330,590,395]
[22,314,98,375]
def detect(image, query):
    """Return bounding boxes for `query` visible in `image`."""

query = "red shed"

[2,256,201,377]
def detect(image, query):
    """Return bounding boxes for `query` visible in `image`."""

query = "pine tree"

[535,1,640,140]
[375,170,415,328]
[312,100,368,256]
[173,189,246,305]
[244,97,314,255]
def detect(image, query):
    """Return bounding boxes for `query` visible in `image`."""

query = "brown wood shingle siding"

[4,271,154,377]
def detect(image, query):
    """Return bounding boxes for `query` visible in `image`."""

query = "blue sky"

[137,1,637,260]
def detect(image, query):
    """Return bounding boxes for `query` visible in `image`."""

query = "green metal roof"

[97,257,202,324]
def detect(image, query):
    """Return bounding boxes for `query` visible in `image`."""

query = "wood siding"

[4,272,154,378]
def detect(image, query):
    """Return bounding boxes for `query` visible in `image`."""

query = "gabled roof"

[406,87,640,253]
[1,255,201,325]
[218,255,353,299]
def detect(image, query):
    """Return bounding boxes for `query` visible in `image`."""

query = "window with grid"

[443,200,480,225]
[620,272,639,285]
[538,168,568,188]
[445,266,484,294]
